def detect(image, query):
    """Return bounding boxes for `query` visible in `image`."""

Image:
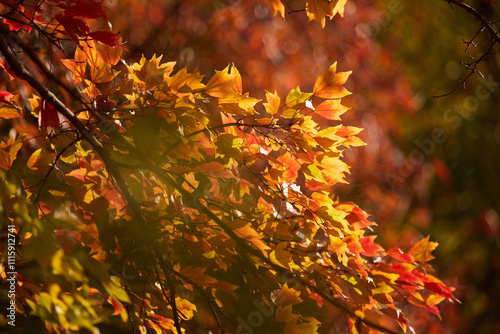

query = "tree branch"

[445,0,500,43]
[0,28,184,334]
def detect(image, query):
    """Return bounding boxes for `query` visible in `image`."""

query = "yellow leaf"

[202,250,216,259]
[28,94,41,114]
[408,235,438,262]
[104,276,131,303]
[174,297,197,320]
[285,87,312,108]
[306,0,333,28]
[295,322,320,334]
[264,90,281,116]
[267,0,285,18]
[372,283,394,295]
[331,0,348,17]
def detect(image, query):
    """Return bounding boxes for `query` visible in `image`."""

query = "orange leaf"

[27,148,57,171]
[205,65,238,98]
[192,162,235,178]
[315,99,349,120]
[96,42,123,66]
[313,62,352,99]
[61,59,85,83]
[0,135,23,170]
[0,104,21,119]
[90,62,120,83]
[272,283,303,306]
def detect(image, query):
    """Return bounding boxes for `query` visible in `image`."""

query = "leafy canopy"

[0,1,455,333]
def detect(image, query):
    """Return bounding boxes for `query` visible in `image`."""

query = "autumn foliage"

[0,1,456,333]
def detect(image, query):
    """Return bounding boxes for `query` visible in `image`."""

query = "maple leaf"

[205,65,238,98]
[359,236,384,257]
[96,42,124,66]
[55,13,90,43]
[313,62,352,99]
[60,0,107,20]
[0,135,24,170]
[331,0,348,17]
[306,0,334,28]
[272,284,303,306]
[314,99,349,120]
[87,31,122,47]
[0,104,21,119]
[408,235,438,263]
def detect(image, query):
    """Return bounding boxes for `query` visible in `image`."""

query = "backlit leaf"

[315,99,349,120]
[313,62,352,99]
[306,0,333,28]
[0,103,21,119]
[408,235,438,263]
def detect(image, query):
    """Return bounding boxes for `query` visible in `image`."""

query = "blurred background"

[104,0,500,332]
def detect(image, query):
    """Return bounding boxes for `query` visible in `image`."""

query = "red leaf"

[2,18,32,32]
[39,99,61,130]
[432,157,452,185]
[390,263,423,286]
[60,0,107,20]
[0,91,14,105]
[359,236,384,256]
[0,59,15,80]
[424,282,455,299]
[87,31,121,47]
[387,248,414,263]
[422,275,456,300]
[55,229,81,253]
[55,13,89,43]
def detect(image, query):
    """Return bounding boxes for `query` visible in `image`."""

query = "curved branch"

[445,0,500,43]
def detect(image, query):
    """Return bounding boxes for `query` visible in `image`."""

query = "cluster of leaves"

[266,0,348,27]
[0,1,455,333]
